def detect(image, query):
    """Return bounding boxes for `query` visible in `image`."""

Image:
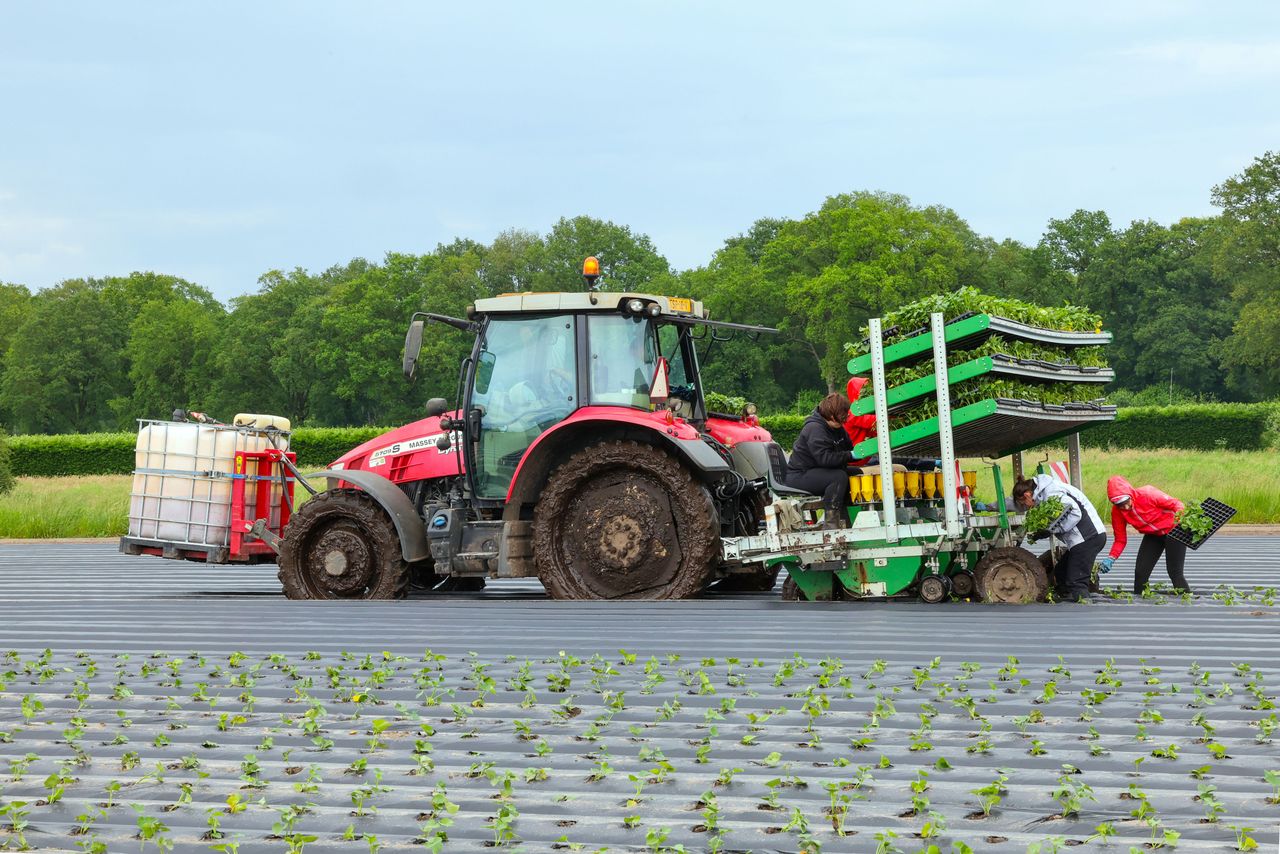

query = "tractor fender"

[505,409,730,512]
[302,469,430,563]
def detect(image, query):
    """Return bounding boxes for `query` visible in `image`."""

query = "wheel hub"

[598,515,645,569]
[308,528,374,595]
[988,563,1034,603]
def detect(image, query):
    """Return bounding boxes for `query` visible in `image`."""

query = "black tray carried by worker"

[1167,497,1237,551]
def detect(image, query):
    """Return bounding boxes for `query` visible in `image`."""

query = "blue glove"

[1098,557,1115,574]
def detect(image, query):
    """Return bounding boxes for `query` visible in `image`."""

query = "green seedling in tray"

[1024,496,1064,534]
[1174,501,1215,543]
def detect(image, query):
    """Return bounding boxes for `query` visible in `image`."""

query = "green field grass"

[2,447,1278,538]
[972,447,1280,524]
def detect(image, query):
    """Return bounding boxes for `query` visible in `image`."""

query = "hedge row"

[7,404,1277,476]
[0,430,14,494]
[1080,404,1279,452]
[7,428,389,477]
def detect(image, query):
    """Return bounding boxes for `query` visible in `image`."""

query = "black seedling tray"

[1168,497,1236,550]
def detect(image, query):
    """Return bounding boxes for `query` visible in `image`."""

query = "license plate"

[667,297,692,313]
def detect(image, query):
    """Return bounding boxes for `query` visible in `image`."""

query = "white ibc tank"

[127,418,292,548]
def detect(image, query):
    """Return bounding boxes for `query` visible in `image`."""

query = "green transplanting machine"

[722,311,1117,604]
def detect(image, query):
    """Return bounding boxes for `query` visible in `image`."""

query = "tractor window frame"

[585,314,661,411]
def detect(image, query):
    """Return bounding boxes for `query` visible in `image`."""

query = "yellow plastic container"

[873,474,883,501]
[848,476,862,504]
[859,474,875,504]
[905,471,921,499]
[962,470,977,491]
[893,470,906,500]
[923,472,939,499]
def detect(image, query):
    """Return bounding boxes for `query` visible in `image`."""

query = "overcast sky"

[2,2,1277,301]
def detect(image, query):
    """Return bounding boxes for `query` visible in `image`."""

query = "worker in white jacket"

[1012,473,1106,602]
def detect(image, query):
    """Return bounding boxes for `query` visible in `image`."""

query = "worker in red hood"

[843,377,878,464]
[1101,475,1190,595]
[843,376,937,471]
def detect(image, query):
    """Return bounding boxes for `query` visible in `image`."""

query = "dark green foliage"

[758,415,805,450]
[7,433,136,477]
[7,427,390,477]
[0,429,14,494]
[288,428,389,469]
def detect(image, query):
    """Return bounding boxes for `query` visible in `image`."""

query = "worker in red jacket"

[843,377,878,464]
[843,376,936,471]
[1101,475,1190,595]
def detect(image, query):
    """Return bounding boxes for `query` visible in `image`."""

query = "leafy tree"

[760,191,969,389]
[535,216,673,293]
[1211,151,1280,397]
[1039,209,1114,277]
[0,279,130,433]
[213,269,330,425]
[123,295,227,421]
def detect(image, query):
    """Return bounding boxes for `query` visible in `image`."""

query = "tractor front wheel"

[974,547,1048,604]
[277,489,409,600]
[533,440,718,600]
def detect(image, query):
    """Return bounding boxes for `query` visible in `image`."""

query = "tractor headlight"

[626,298,645,314]
[743,402,758,417]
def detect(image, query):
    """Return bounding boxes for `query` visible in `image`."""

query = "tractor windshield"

[588,315,658,409]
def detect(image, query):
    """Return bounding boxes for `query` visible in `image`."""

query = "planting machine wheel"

[974,547,1049,604]
[919,574,951,604]
[277,489,409,600]
[950,570,976,599]
[533,440,719,600]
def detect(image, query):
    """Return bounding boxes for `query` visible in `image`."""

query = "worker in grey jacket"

[1012,473,1106,602]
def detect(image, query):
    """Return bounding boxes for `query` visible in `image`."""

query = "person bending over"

[1100,475,1190,595]
[788,392,860,529]
[1013,473,1106,602]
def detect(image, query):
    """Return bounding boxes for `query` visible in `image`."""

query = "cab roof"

[472,291,707,319]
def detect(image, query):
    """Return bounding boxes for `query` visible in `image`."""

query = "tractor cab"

[460,291,713,499]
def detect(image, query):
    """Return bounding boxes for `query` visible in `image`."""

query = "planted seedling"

[971,771,1008,817]
[1050,768,1096,818]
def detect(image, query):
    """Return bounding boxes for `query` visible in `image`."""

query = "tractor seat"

[764,443,814,497]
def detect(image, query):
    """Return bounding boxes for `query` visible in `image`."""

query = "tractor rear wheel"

[278,489,409,600]
[974,547,1048,604]
[533,440,718,600]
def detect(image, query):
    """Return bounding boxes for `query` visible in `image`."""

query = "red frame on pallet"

[228,448,296,559]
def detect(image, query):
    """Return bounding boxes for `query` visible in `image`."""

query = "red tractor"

[277,259,784,600]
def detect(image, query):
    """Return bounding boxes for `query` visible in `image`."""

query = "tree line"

[0,152,1276,435]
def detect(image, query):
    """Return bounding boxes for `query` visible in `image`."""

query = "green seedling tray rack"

[851,354,1114,416]
[848,313,1111,375]
[853,397,1117,459]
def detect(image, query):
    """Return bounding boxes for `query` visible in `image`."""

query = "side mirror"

[425,398,449,418]
[403,319,425,380]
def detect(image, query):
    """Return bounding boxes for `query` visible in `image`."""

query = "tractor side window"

[588,315,658,409]
[471,315,577,498]
[658,324,698,419]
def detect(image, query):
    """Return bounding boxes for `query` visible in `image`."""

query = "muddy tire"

[533,440,718,600]
[278,489,409,600]
[974,547,1048,604]
[951,569,976,598]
